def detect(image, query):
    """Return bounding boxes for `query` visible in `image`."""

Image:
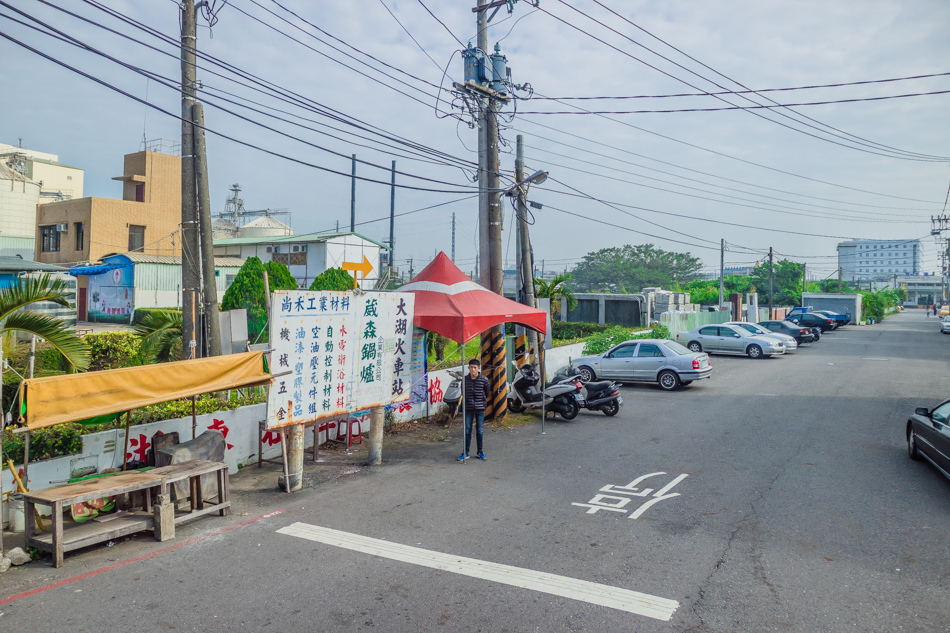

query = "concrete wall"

[660,310,732,338]
[562,293,644,328]
[0,169,40,239]
[802,293,862,324]
[31,160,83,201]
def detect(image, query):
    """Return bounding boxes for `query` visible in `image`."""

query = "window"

[930,402,950,423]
[265,246,273,253]
[74,222,84,251]
[636,344,664,357]
[67,175,72,181]
[135,183,145,202]
[225,274,236,287]
[129,225,145,252]
[610,345,637,358]
[40,225,61,252]
[699,326,719,336]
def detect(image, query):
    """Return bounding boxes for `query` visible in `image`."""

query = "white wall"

[0,174,40,239]
[32,161,83,201]
[324,236,380,288]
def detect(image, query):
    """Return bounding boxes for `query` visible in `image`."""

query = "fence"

[660,310,732,338]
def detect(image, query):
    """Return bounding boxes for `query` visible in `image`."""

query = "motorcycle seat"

[585,380,613,392]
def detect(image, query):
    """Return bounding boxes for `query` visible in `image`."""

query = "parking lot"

[2,310,949,632]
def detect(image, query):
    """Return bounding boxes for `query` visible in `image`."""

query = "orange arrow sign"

[341,255,373,288]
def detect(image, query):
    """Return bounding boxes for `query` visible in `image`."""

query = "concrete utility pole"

[802,262,807,307]
[768,247,774,314]
[718,238,725,309]
[180,0,200,358]
[515,135,538,357]
[350,154,357,232]
[389,160,395,270]
[477,0,490,288]
[193,103,222,358]
[838,266,843,292]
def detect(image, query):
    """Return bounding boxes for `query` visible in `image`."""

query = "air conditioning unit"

[56,223,68,232]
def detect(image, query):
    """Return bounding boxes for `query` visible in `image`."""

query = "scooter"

[443,370,463,418]
[507,363,582,420]
[554,363,623,416]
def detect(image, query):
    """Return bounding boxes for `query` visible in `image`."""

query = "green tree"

[132,310,183,362]
[571,244,703,292]
[535,273,577,317]
[1,274,89,372]
[221,257,297,343]
[309,268,355,291]
[752,259,803,306]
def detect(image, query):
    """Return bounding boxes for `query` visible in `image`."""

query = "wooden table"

[23,470,165,568]
[22,461,231,567]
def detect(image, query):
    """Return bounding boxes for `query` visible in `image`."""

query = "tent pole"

[121,411,131,471]
[23,431,30,487]
[461,360,466,464]
[540,340,545,435]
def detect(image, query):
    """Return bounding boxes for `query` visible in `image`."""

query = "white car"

[726,321,798,351]
[941,316,950,334]
[676,324,785,358]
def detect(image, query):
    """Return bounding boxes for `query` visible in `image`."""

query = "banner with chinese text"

[266,290,415,430]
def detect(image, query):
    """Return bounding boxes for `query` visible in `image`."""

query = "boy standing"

[459,358,490,461]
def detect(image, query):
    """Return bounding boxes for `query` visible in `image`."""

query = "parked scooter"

[443,370,463,418]
[553,363,623,416]
[507,363,582,420]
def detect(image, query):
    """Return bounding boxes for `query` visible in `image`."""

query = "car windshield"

[661,340,692,355]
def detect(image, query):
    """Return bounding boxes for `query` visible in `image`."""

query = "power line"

[415,0,464,47]
[517,89,950,114]
[531,70,950,100]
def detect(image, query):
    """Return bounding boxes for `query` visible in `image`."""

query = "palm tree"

[132,309,183,362]
[0,274,90,372]
[535,273,577,318]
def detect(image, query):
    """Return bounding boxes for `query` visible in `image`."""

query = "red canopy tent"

[400,252,547,343]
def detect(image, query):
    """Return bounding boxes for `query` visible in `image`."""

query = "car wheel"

[813,332,820,341]
[602,400,620,416]
[908,423,921,460]
[560,397,580,421]
[577,366,595,382]
[747,344,763,359]
[658,370,680,391]
[687,341,702,353]
[507,398,524,413]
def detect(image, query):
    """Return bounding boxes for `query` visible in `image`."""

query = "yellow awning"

[21,351,273,430]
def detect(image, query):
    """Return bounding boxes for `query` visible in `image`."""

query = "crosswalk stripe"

[277,522,679,621]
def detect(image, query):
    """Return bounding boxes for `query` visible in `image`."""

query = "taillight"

[800,329,808,334]
[574,381,583,389]
[692,359,700,369]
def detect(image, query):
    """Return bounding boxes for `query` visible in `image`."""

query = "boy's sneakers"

[477,451,486,460]
[457,453,469,461]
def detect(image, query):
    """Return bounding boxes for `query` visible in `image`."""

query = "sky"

[2,0,949,281]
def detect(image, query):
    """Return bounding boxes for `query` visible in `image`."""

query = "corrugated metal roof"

[25,156,81,170]
[213,231,387,249]
[0,162,38,184]
[0,256,68,273]
[101,252,247,267]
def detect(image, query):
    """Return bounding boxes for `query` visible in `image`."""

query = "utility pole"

[192,103,222,358]
[389,160,395,271]
[350,154,357,232]
[768,247,774,314]
[477,0,490,288]
[718,238,725,309]
[515,135,538,358]
[838,266,843,292]
[180,0,200,359]
[451,212,456,262]
[802,262,806,307]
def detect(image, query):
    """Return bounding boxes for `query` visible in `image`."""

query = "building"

[69,252,243,323]
[0,143,85,260]
[837,239,920,282]
[35,150,181,267]
[0,256,76,325]
[213,231,385,289]
[896,274,946,307]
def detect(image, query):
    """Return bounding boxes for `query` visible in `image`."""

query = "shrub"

[583,325,636,355]
[552,321,609,340]
[265,260,298,290]
[222,257,297,343]
[84,332,145,371]
[309,267,355,291]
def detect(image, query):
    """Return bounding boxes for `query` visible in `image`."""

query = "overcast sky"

[3,0,949,280]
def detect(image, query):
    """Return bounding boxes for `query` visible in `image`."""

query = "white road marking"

[861,357,889,361]
[277,522,680,621]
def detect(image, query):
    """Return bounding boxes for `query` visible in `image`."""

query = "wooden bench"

[22,460,231,567]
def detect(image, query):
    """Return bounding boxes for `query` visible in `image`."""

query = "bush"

[309,268,355,291]
[84,332,145,371]
[222,257,297,344]
[583,325,636,355]
[552,321,609,340]
[132,308,180,326]
[265,260,298,290]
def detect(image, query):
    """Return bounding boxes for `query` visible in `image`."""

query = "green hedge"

[553,321,610,340]
[84,331,145,372]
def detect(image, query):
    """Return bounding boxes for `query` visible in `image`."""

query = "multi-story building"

[0,143,84,258]
[836,239,921,282]
[35,150,181,267]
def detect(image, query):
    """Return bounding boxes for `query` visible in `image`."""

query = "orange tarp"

[21,351,272,430]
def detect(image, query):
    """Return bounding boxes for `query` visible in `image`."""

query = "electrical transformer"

[489,43,509,94]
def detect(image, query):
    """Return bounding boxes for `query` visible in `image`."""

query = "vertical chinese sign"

[265,290,415,430]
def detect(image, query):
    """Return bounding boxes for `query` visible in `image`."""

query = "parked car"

[757,320,816,344]
[571,338,712,391]
[941,316,950,334]
[726,321,798,351]
[788,313,836,332]
[907,399,950,481]
[811,310,848,327]
[675,324,785,358]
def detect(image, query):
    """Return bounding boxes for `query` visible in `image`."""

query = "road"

[2,310,949,631]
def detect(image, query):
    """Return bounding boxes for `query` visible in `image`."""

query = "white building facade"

[837,238,921,282]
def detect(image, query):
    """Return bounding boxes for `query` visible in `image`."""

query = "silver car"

[726,321,798,351]
[571,338,712,391]
[941,316,950,334]
[675,323,785,358]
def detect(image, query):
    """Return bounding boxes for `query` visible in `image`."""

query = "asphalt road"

[3,310,949,632]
